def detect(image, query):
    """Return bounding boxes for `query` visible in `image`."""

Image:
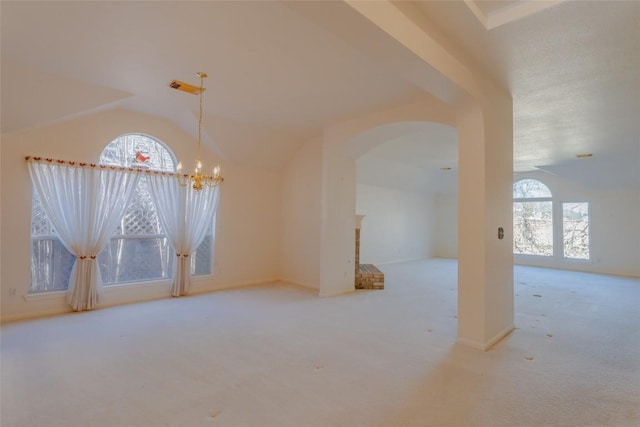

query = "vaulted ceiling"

[2,1,638,189]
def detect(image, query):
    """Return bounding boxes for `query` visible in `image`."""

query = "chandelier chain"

[174,71,223,190]
[197,72,204,166]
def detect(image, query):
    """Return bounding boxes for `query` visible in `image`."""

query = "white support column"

[456,94,514,350]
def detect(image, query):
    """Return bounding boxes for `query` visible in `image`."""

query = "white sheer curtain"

[27,159,139,311]
[148,174,220,296]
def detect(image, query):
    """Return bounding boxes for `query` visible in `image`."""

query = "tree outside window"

[563,202,590,259]
[513,179,553,256]
[513,179,590,261]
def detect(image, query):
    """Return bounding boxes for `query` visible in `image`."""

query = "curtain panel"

[27,158,140,311]
[148,174,221,296]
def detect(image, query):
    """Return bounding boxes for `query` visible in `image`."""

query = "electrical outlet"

[9,288,17,296]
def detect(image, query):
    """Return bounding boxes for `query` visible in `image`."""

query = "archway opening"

[346,121,459,294]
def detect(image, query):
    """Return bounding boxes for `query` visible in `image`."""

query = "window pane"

[513,179,552,198]
[563,202,590,260]
[31,192,55,236]
[192,235,213,276]
[115,177,163,235]
[30,238,74,292]
[31,192,73,293]
[513,201,553,256]
[99,238,173,285]
[100,134,175,171]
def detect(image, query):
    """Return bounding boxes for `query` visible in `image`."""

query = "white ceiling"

[415,0,640,189]
[0,1,426,168]
[356,122,458,194]
[2,1,638,189]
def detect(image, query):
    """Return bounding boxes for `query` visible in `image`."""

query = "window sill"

[514,253,593,265]
[24,275,212,302]
[24,290,66,302]
[514,253,553,259]
[104,279,172,289]
[562,257,592,264]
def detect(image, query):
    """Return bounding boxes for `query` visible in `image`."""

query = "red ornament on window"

[135,151,150,163]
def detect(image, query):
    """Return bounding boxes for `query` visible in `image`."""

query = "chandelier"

[170,72,223,190]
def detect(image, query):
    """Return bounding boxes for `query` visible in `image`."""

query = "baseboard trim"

[189,277,280,295]
[1,307,74,324]
[2,277,281,324]
[457,324,515,351]
[279,278,320,291]
[319,287,355,298]
[375,257,423,266]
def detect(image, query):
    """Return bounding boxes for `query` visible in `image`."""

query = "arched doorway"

[354,121,457,290]
[318,93,514,350]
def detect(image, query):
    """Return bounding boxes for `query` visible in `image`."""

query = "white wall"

[356,183,436,265]
[0,109,281,321]
[435,193,458,258]
[280,137,322,289]
[433,171,640,278]
[319,149,357,297]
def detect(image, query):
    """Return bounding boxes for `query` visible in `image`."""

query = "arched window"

[513,179,553,256]
[513,178,552,199]
[100,133,176,171]
[97,134,176,284]
[513,178,590,260]
[30,134,214,293]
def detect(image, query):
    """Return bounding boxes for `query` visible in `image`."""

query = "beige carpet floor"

[1,259,639,427]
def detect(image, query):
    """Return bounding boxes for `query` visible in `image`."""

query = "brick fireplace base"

[354,226,384,290]
[355,264,384,290]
